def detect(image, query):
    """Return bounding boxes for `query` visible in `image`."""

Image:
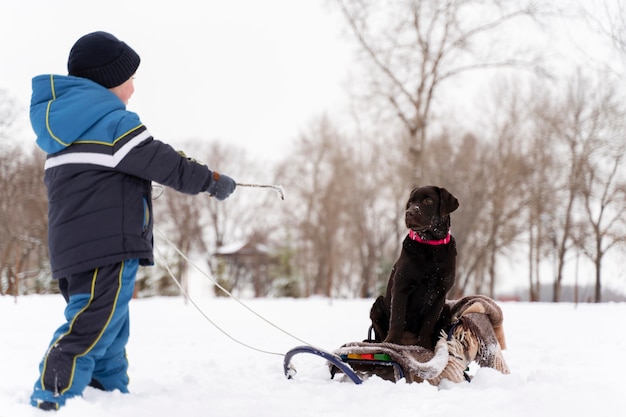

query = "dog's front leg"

[369,296,389,341]
[384,286,408,344]
[414,298,447,350]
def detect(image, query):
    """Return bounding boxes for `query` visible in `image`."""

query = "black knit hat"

[68,31,140,88]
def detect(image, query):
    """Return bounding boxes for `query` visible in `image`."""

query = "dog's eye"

[423,197,434,206]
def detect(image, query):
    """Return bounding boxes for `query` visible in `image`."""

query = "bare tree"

[576,154,626,302]
[201,141,287,297]
[0,88,19,140]
[0,147,48,297]
[151,187,206,296]
[580,0,626,57]
[335,0,544,183]
[544,104,583,302]
[0,147,24,295]
[428,132,492,297]
[142,139,275,297]
[277,116,357,297]
[419,77,534,299]
[570,75,626,302]
[525,111,560,302]
[475,91,533,297]
[1,90,49,297]
[341,134,400,297]
[530,71,624,302]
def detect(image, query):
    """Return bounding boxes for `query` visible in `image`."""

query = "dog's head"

[405,186,459,239]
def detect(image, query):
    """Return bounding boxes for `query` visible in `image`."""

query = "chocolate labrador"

[370,186,459,350]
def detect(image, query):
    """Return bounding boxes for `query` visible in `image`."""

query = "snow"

[2,295,624,416]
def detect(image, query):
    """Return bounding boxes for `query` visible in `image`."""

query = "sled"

[283,342,406,385]
[283,328,452,384]
[283,295,511,385]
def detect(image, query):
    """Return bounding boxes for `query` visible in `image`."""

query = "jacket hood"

[31,74,127,154]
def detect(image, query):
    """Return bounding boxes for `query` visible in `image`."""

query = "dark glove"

[206,171,236,201]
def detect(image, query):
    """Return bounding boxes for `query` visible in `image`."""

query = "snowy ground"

[1,295,624,416]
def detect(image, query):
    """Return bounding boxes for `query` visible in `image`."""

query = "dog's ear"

[438,187,459,216]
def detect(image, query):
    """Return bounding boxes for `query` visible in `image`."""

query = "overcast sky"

[2,1,621,162]
[0,0,354,161]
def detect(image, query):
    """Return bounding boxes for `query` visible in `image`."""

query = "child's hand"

[207,172,236,201]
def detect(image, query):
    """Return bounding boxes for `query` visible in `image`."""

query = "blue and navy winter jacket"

[31,74,213,278]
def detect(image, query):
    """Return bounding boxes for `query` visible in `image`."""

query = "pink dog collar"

[408,230,451,245]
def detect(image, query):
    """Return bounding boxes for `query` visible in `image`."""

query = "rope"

[153,227,317,356]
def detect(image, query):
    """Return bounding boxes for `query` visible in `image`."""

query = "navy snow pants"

[30,259,138,409]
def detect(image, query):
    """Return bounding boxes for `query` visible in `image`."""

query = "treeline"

[1,1,625,302]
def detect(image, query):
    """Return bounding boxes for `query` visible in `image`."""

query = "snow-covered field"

[1,295,624,416]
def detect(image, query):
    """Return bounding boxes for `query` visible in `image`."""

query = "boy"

[29,31,236,410]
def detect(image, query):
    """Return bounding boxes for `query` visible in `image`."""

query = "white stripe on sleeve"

[44,130,152,170]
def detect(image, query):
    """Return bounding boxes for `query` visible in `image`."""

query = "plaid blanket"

[333,295,509,384]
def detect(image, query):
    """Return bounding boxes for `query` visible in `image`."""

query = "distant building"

[213,240,278,297]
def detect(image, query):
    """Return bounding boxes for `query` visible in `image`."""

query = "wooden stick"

[236,183,285,200]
